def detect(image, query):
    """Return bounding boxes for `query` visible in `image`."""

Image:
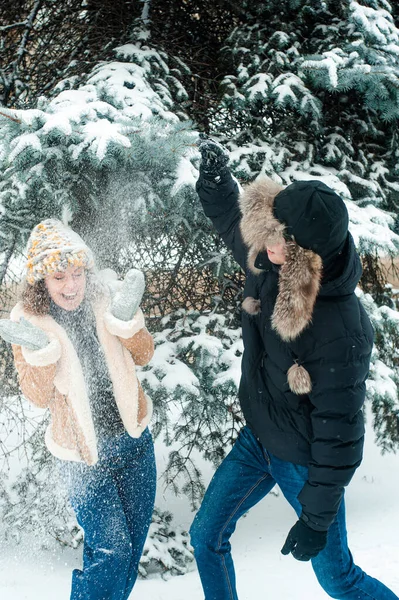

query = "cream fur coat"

[11,297,154,466]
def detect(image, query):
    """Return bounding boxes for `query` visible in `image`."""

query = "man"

[189,138,398,600]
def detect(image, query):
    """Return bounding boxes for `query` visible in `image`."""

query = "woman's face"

[266,241,287,265]
[45,266,86,311]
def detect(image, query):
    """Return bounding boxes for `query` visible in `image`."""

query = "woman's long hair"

[22,270,105,316]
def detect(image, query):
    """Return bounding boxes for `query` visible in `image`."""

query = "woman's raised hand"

[0,317,49,350]
[110,269,145,322]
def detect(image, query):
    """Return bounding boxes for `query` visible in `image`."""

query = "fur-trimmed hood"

[239,177,350,343]
[239,178,321,343]
[238,177,286,273]
[239,177,353,396]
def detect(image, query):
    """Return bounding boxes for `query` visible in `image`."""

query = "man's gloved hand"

[110,268,145,322]
[281,519,328,561]
[197,133,230,179]
[0,317,49,351]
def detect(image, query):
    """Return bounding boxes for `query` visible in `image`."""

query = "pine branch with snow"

[139,508,194,578]
[140,309,244,508]
[359,290,399,451]
[0,21,201,270]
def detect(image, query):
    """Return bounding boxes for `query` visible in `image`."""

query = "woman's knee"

[96,529,133,572]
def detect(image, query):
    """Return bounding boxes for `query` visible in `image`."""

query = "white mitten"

[0,317,49,351]
[110,269,145,322]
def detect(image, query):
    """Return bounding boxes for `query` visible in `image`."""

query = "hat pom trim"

[242,296,261,315]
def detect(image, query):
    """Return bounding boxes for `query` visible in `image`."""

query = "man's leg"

[311,500,398,600]
[189,426,276,600]
[268,452,398,600]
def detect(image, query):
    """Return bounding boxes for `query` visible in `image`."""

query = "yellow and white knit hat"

[26,219,95,285]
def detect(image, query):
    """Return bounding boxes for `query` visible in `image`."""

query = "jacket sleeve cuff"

[21,334,62,367]
[299,513,329,532]
[104,308,145,339]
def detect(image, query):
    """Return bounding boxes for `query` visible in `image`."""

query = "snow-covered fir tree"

[0,21,196,268]
[219,0,399,203]
[359,289,399,451]
[141,310,243,508]
[140,507,194,578]
[0,0,143,109]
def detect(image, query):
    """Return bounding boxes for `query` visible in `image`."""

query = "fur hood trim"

[240,179,323,341]
[239,177,285,273]
[272,241,322,341]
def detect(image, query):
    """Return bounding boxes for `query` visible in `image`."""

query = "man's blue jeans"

[60,428,156,600]
[190,426,398,600]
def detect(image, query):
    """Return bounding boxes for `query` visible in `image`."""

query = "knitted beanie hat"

[26,219,94,285]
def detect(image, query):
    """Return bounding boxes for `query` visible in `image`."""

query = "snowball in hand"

[110,269,145,322]
[0,317,49,351]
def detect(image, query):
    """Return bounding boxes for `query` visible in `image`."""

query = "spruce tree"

[0,0,142,108]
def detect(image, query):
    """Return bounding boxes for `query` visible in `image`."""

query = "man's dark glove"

[197,133,230,179]
[281,519,328,561]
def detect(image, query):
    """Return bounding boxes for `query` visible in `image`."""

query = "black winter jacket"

[197,170,374,531]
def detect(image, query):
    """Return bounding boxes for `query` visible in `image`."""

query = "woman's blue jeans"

[190,426,398,600]
[60,428,156,600]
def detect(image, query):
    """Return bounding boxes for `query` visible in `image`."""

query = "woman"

[0,218,156,600]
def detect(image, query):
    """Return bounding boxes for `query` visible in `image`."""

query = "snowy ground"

[1,414,399,600]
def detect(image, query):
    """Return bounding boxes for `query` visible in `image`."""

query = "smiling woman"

[0,218,156,600]
[45,266,86,311]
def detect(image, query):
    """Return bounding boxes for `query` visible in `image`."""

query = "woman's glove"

[197,133,230,179]
[281,519,328,561]
[0,317,49,351]
[110,268,146,322]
